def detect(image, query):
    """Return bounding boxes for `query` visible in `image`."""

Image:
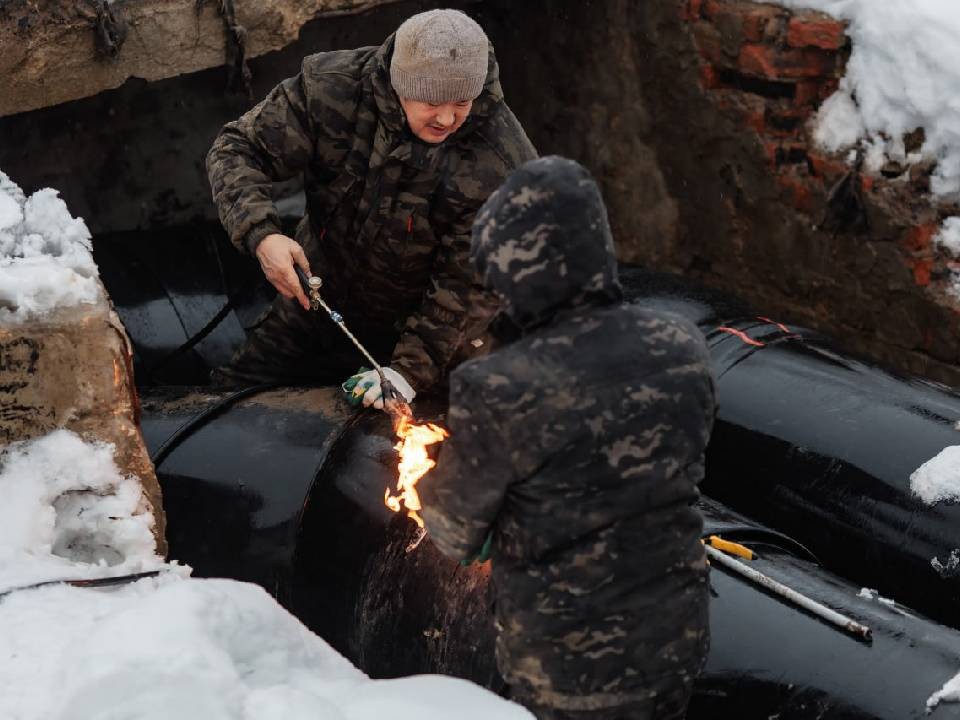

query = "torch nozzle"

[379,373,414,427]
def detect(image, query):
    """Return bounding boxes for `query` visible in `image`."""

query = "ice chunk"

[910,446,960,505]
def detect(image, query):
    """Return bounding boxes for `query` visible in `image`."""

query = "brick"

[777,172,817,214]
[787,15,847,50]
[742,6,785,42]
[701,0,723,20]
[693,21,728,67]
[699,63,722,89]
[903,224,938,253]
[912,259,933,287]
[794,80,823,107]
[809,152,849,181]
[739,43,836,80]
[766,106,811,138]
[761,140,779,167]
[680,0,703,22]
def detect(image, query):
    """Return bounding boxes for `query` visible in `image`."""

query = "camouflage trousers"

[495,561,709,720]
[212,295,398,388]
[517,681,694,720]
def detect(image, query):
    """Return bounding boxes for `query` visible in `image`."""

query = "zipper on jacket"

[405,213,414,250]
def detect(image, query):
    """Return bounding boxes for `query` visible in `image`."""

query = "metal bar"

[313,295,383,372]
[705,545,872,641]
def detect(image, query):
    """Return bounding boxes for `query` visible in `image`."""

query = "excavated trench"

[10,3,960,714]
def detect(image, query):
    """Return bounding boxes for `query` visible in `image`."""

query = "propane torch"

[294,266,413,424]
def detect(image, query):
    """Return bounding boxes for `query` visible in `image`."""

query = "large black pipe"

[618,270,960,628]
[108,241,960,630]
[139,386,960,719]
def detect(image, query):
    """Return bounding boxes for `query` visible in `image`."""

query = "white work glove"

[342,367,416,410]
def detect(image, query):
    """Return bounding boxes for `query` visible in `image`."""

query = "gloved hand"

[342,367,416,410]
[460,533,493,566]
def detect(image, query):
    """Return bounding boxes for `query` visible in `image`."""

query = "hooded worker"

[206,9,536,406]
[421,157,716,720]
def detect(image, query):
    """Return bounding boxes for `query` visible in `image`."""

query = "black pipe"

[138,389,960,719]
[108,248,960,628]
[615,268,960,628]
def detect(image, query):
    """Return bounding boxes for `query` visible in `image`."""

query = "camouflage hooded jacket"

[421,158,716,710]
[206,35,536,391]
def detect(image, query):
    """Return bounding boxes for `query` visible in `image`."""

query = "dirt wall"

[3,0,960,386]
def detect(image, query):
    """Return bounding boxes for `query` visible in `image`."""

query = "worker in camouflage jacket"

[206,9,536,406]
[421,157,717,720]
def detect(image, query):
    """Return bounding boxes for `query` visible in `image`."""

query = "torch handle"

[294,265,312,295]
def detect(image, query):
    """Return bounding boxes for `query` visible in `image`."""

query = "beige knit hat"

[390,9,489,104]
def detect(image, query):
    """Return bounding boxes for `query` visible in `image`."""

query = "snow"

[0,431,531,720]
[935,217,960,257]
[778,0,960,197]
[1,577,526,720]
[928,670,960,711]
[0,430,166,594]
[910,445,960,505]
[856,587,895,607]
[932,549,960,578]
[0,170,100,323]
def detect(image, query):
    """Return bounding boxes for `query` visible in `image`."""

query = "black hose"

[0,570,164,602]
[150,383,280,469]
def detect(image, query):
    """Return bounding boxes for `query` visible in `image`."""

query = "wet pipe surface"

[141,388,960,719]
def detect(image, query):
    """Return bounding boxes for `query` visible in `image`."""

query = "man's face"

[399,98,474,144]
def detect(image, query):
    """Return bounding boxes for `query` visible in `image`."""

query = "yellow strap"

[705,535,755,560]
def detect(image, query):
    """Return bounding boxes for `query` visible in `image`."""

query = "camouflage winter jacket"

[206,35,536,391]
[422,158,716,712]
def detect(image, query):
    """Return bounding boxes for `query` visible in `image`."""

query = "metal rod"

[705,545,872,641]
[294,266,412,421]
[294,266,383,371]
[313,295,383,372]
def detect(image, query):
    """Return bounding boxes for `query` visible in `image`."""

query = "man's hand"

[255,233,312,311]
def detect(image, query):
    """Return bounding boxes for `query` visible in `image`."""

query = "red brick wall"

[678,0,960,385]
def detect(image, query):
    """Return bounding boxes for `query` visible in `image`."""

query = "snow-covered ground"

[0,429,530,720]
[0,170,530,720]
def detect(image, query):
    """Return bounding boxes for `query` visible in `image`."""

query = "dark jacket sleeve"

[420,369,515,560]
[390,114,537,391]
[206,68,317,255]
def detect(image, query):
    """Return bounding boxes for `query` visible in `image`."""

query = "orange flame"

[384,416,449,528]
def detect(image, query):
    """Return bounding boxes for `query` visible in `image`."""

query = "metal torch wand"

[294,266,413,423]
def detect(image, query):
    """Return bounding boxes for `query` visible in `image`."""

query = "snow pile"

[779,0,960,196]
[909,445,960,505]
[0,170,100,323]
[0,577,529,720]
[0,430,166,593]
[0,432,530,719]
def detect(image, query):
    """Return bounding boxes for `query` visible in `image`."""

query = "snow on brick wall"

[677,0,960,386]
